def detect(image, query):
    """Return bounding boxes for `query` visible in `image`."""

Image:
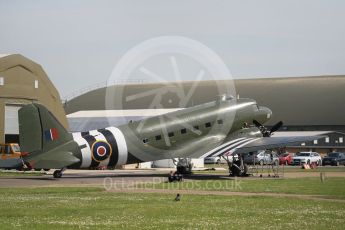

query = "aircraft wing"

[200,135,325,158]
[231,136,324,155]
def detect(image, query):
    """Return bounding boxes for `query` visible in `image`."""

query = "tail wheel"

[53,170,62,178]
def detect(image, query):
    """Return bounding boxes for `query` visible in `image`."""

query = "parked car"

[291,152,322,166]
[244,150,279,165]
[243,152,256,165]
[204,155,233,164]
[322,152,345,166]
[279,152,294,165]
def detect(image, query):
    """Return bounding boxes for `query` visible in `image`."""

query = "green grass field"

[0,170,44,177]
[0,187,344,230]
[1,168,345,229]
[139,177,345,199]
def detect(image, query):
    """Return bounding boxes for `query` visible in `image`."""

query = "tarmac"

[1,168,344,188]
[0,169,169,188]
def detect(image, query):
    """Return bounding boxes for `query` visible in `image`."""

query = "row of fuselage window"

[142,119,224,144]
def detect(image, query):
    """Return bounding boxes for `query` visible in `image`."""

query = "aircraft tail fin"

[18,103,73,153]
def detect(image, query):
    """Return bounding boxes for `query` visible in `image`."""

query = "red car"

[279,153,293,165]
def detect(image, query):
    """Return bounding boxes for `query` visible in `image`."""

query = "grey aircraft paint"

[18,97,321,175]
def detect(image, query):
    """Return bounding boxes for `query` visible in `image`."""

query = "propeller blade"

[253,119,283,137]
[270,121,283,134]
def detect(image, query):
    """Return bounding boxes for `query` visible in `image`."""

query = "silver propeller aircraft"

[19,96,320,178]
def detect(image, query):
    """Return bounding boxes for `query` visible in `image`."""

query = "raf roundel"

[91,141,112,162]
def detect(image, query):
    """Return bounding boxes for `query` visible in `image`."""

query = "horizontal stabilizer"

[29,151,80,169]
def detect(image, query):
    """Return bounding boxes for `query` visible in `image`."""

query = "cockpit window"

[253,104,260,111]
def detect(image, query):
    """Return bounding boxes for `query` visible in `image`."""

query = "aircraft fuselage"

[69,97,272,169]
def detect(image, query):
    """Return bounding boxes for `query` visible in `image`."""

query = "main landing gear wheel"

[175,158,193,175]
[230,163,249,177]
[228,154,249,177]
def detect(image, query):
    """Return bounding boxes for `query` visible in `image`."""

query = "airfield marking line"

[106,188,345,203]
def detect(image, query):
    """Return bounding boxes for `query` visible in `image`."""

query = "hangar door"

[4,105,22,143]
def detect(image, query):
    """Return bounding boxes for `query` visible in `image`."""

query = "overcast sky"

[1,0,344,97]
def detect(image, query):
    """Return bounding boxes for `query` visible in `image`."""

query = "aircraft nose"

[261,106,272,120]
[255,106,272,123]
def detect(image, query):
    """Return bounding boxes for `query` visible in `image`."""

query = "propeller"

[253,120,283,137]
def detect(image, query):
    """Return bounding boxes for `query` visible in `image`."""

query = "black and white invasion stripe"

[72,127,128,168]
[201,137,261,158]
